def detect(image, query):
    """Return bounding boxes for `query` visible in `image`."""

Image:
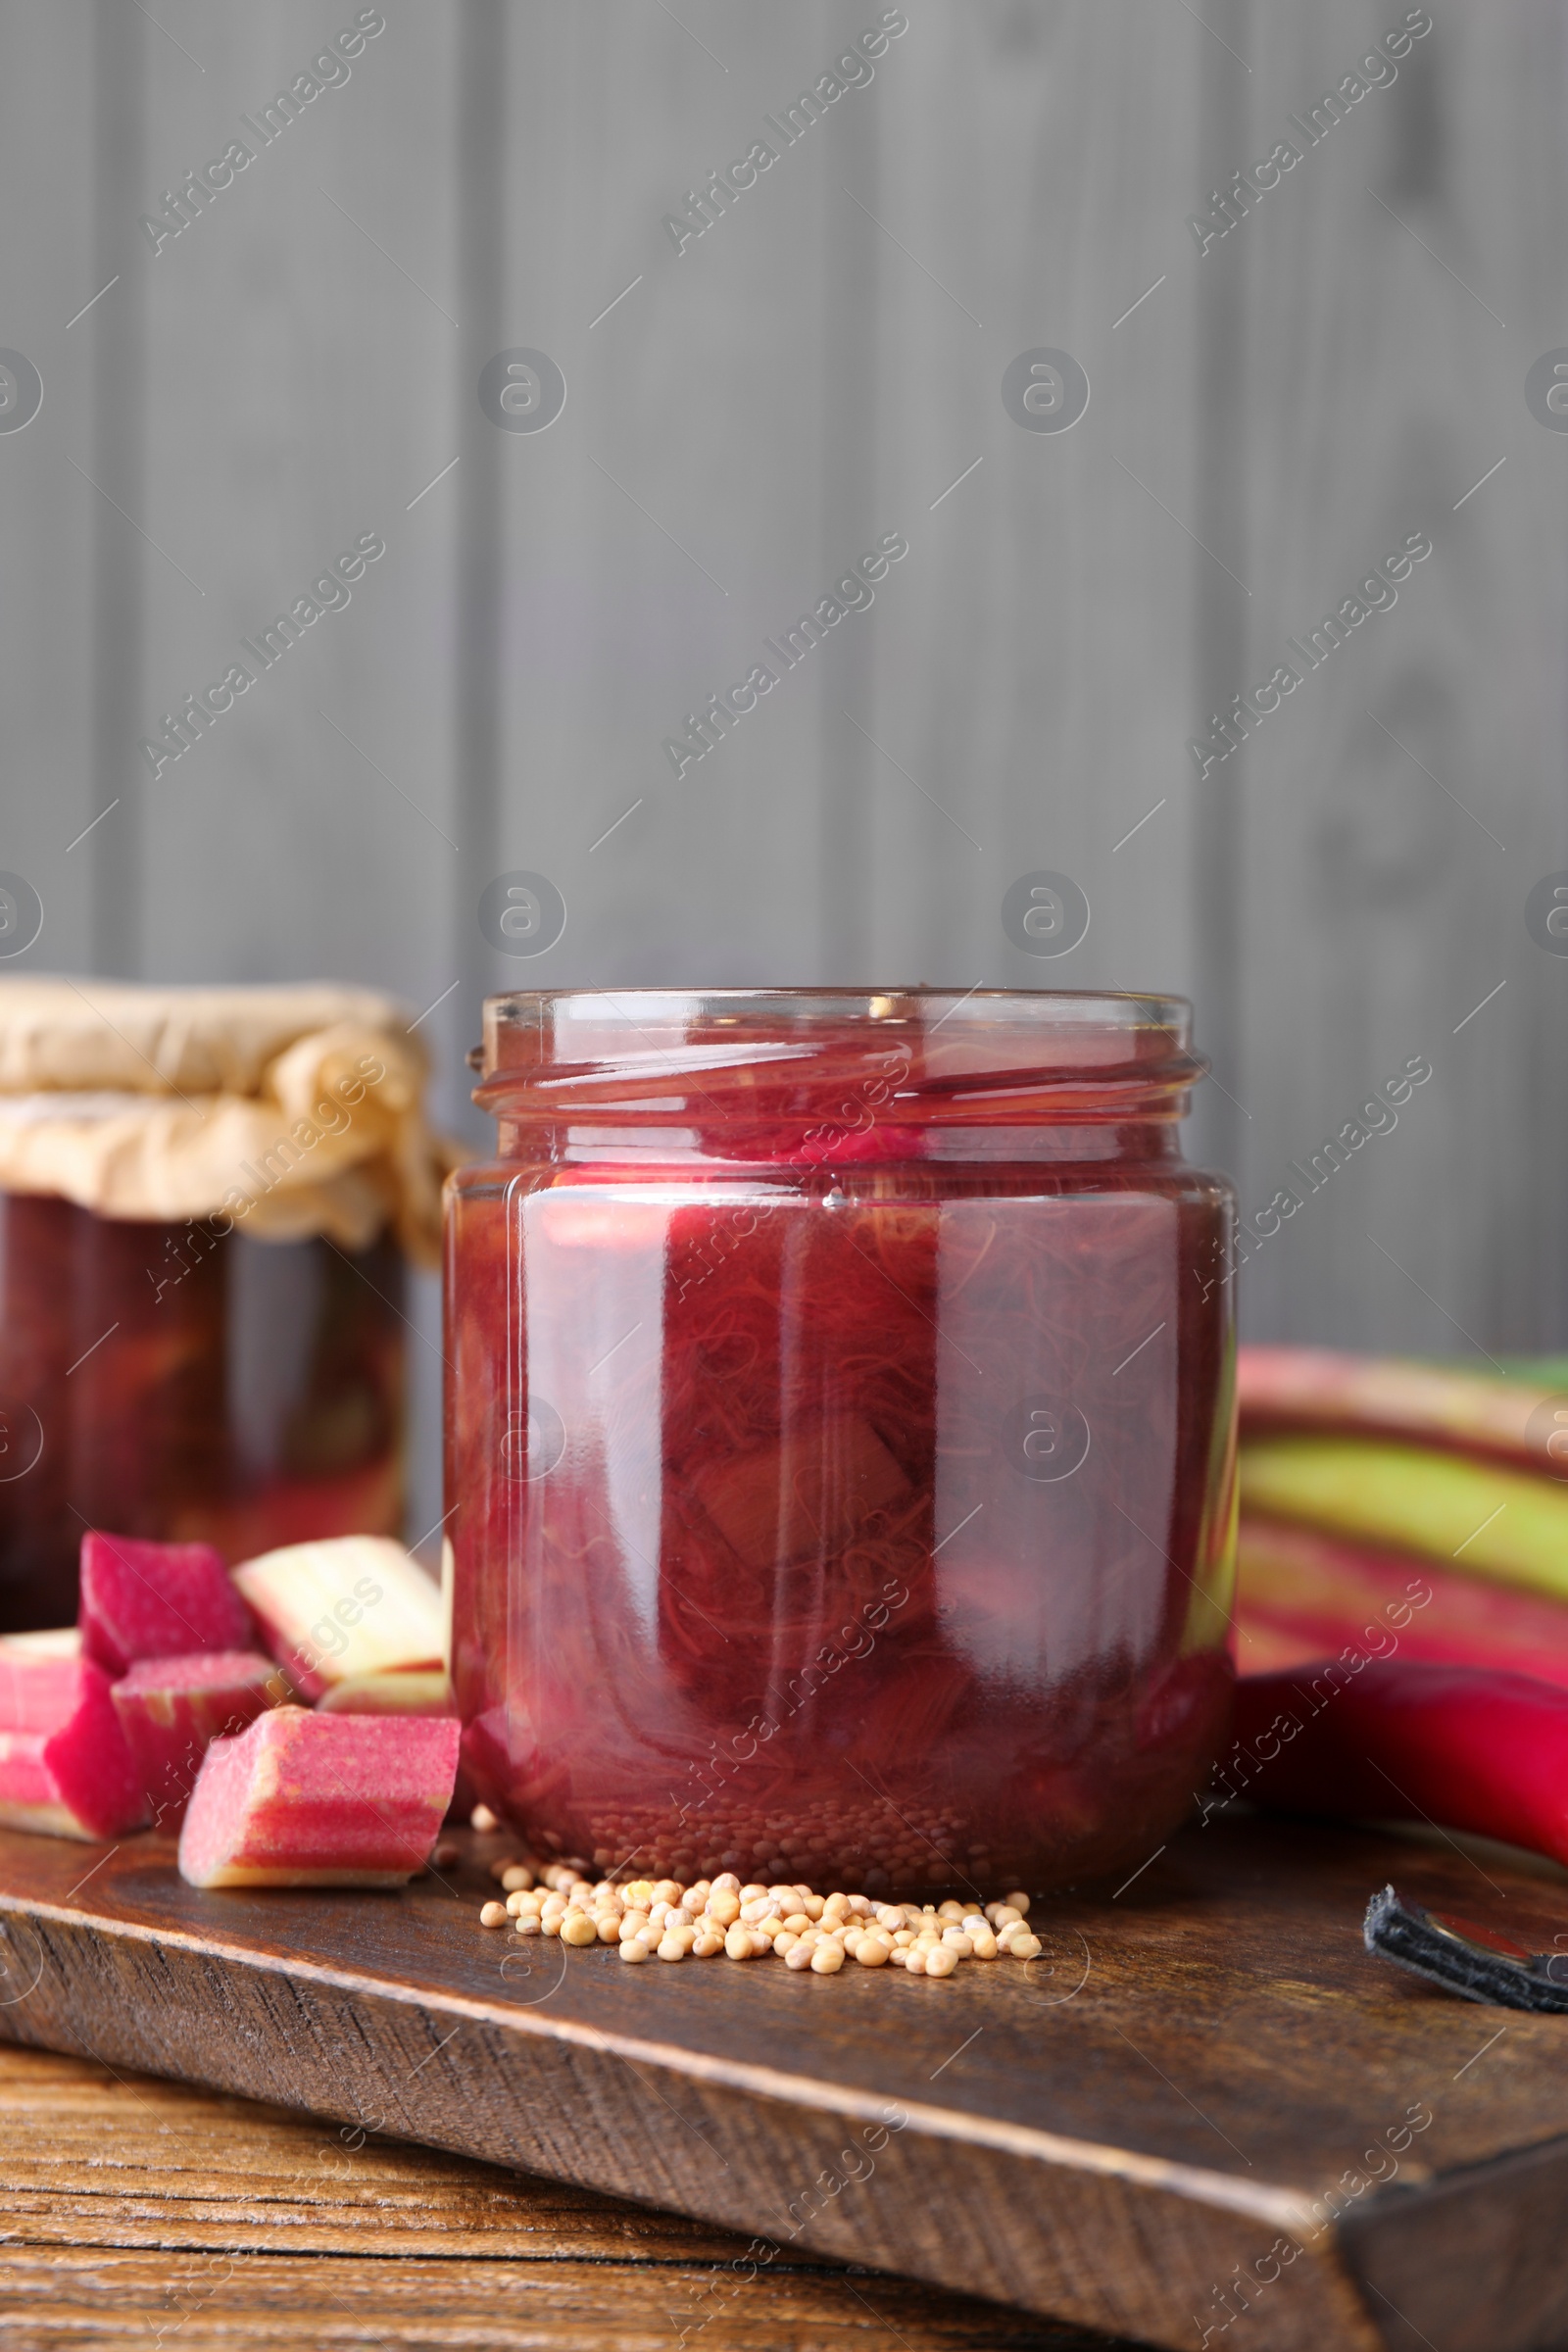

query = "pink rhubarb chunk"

[177,1707,461,1888]
[0,1656,148,1839]
[230,1537,443,1700]
[0,1629,81,1661]
[316,1670,455,1716]
[79,1531,253,1676]
[111,1651,290,1828]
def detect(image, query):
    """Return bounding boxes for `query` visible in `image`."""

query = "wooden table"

[9,1817,1568,2350]
[0,2042,1137,2349]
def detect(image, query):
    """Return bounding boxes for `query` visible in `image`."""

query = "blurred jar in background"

[0,981,451,1629]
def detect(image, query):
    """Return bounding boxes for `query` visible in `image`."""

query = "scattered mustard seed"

[473,1861,1049,1983]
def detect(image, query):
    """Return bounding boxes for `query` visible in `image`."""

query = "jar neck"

[492,1116,1184,1170]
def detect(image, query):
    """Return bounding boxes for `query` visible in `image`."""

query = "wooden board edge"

[0,1884,1309,2228]
[1337,2129,1568,2352]
[0,1900,1387,2352]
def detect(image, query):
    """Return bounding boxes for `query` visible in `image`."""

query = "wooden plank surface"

[1219,1,1568,1353]
[0,0,100,977]
[860,2,1209,1009]
[2,0,1564,1347]
[0,2044,1115,2350]
[0,1818,1565,2349]
[2,0,1563,1452]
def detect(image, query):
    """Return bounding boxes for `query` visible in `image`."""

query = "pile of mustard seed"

[475,1853,1043,1976]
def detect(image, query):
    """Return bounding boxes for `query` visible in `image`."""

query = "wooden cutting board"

[0,1812,1564,2352]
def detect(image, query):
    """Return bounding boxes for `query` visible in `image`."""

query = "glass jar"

[0,976,450,1632]
[0,1199,405,1630]
[446,989,1237,1896]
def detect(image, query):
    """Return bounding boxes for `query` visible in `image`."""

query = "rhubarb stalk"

[1230,1661,1568,1868]
[1238,1346,1568,1473]
[1235,1518,1568,1690]
[1238,1438,1568,1600]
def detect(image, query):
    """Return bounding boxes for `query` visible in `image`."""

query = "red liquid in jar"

[447,999,1236,1896]
[0,1196,407,1629]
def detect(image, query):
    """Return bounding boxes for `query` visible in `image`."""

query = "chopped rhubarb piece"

[0,1628,80,1660]
[0,1656,148,1839]
[79,1531,252,1676]
[316,1670,455,1716]
[177,1707,461,1887]
[231,1537,444,1699]
[691,1412,909,1571]
[315,1671,472,1815]
[111,1651,290,1828]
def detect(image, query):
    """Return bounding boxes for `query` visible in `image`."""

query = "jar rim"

[474,987,1206,1121]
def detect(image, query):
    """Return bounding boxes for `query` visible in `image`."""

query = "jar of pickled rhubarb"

[0,980,452,1631]
[446,989,1237,1896]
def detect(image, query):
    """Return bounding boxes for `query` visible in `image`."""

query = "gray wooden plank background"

[0,1,1562,1531]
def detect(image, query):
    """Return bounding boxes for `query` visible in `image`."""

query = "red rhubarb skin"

[261,1640,333,1705]
[177,1707,461,1886]
[1231,1662,1568,1866]
[110,1650,288,1827]
[0,1656,148,1838]
[79,1532,254,1676]
[448,1017,1237,1895]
